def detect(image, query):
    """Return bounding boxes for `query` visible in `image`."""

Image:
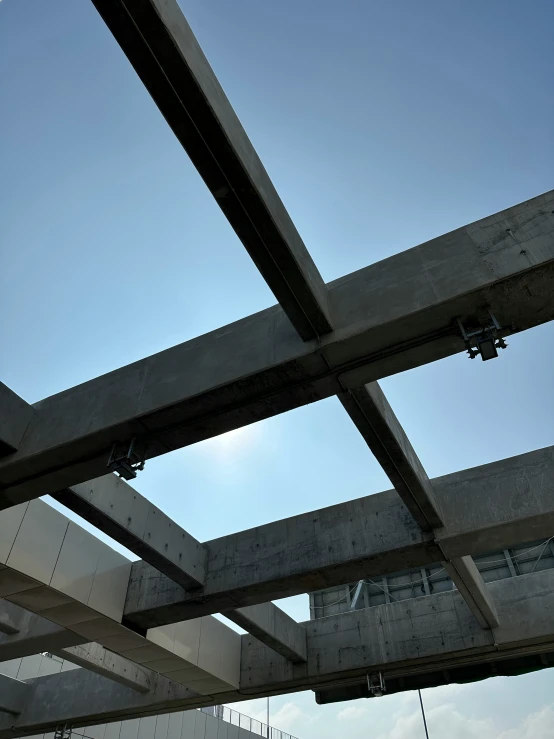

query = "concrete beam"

[54,475,206,590]
[0,383,34,459]
[442,556,499,630]
[123,445,554,628]
[339,382,497,627]
[0,604,84,661]
[0,500,241,695]
[91,0,331,341]
[6,570,554,733]
[55,643,151,693]
[54,476,305,662]
[0,673,28,716]
[225,604,307,663]
[4,670,197,734]
[0,191,552,508]
[339,381,442,530]
[0,600,21,635]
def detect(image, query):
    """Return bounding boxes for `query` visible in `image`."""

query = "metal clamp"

[367,671,386,697]
[107,438,145,480]
[457,310,507,361]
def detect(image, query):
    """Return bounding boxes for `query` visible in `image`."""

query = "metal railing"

[200,705,299,739]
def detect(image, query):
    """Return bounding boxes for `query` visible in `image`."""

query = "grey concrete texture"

[442,556,499,629]
[339,381,442,530]
[0,604,85,661]
[54,475,207,590]
[53,477,305,663]
[0,190,552,508]
[5,569,554,734]
[0,384,34,459]
[0,673,28,716]
[91,0,332,342]
[225,603,307,664]
[240,568,554,693]
[123,445,554,628]
[55,643,152,693]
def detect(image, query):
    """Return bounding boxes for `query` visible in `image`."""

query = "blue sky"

[1,0,553,737]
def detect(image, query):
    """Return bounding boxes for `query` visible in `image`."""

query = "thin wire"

[419,690,430,739]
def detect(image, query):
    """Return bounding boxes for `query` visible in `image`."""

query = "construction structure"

[0,0,553,734]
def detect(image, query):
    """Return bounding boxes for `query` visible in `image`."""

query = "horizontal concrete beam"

[91,0,331,341]
[6,569,554,733]
[0,383,34,459]
[339,382,442,530]
[54,475,206,590]
[55,643,151,693]
[225,604,307,663]
[0,673,28,716]
[1,191,552,507]
[123,445,554,628]
[240,568,554,694]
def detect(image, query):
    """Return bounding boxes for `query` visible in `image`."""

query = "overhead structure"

[0,0,553,734]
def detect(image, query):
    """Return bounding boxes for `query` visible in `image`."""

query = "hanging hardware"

[367,671,386,697]
[107,438,145,480]
[457,309,507,361]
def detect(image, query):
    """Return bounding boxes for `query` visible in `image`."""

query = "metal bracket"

[457,310,508,361]
[367,671,386,697]
[107,438,145,480]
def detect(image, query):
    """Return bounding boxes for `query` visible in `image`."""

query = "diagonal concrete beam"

[53,475,206,590]
[6,570,554,733]
[0,500,241,696]
[54,475,306,662]
[443,556,499,629]
[0,602,85,661]
[122,445,554,628]
[0,600,21,635]
[55,642,151,693]
[225,603,307,663]
[91,0,332,341]
[0,383,34,459]
[339,382,498,628]
[339,382,442,530]
[0,191,552,508]
[0,673,29,716]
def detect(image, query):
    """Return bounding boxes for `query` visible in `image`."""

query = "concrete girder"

[0,674,28,716]
[339,382,442,531]
[443,557,499,629]
[122,445,554,628]
[54,475,207,591]
[0,191,552,508]
[339,382,498,629]
[55,643,152,693]
[90,0,332,342]
[54,476,307,662]
[5,569,554,734]
[0,384,34,460]
[0,603,85,661]
[0,500,241,695]
[224,604,307,664]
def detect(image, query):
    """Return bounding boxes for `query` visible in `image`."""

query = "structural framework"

[0,0,553,734]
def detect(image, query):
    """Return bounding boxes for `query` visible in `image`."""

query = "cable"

[419,690,430,739]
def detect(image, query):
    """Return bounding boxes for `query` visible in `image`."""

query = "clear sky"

[1,0,554,737]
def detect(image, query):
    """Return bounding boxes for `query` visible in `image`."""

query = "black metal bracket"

[457,310,508,361]
[107,438,146,480]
